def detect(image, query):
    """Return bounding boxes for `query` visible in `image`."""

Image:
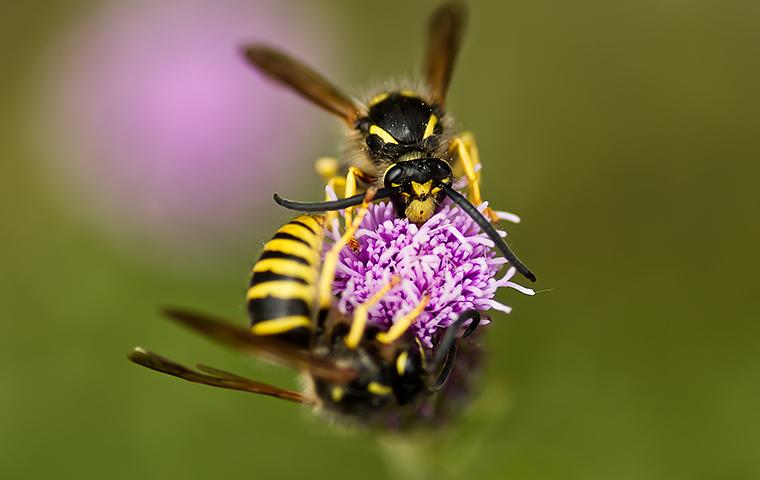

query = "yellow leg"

[323,175,347,227]
[449,132,499,222]
[321,164,372,236]
[315,157,344,227]
[325,176,346,200]
[344,276,401,349]
[314,157,340,183]
[317,189,377,313]
[343,166,362,227]
[375,294,430,344]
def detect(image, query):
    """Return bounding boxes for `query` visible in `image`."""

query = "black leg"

[462,310,481,338]
[428,309,480,390]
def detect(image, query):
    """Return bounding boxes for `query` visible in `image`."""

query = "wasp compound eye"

[383,165,404,189]
[433,159,452,179]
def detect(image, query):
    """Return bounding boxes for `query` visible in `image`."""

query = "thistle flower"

[330,199,535,348]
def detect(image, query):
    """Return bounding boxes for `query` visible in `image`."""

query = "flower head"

[330,200,534,347]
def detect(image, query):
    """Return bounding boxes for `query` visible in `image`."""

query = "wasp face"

[384,158,453,224]
[357,91,444,161]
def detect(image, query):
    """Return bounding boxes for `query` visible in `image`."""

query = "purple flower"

[329,199,535,347]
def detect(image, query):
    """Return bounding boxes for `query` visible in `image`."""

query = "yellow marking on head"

[411,180,433,197]
[430,187,442,195]
[251,316,312,335]
[262,239,320,266]
[369,125,398,144]
[376,294,430,344]
[277,223,322,249]
[246,281,314,304]
[405,199,438,224]
[294,215,324,232]
[422,113,438,139]
[396,351,409,376]
[331,386,344,402]
[368,92,390,106]
[367,382,392,396]
[399,89,417,97]
[252,259,317,283]
[345,276,401,349]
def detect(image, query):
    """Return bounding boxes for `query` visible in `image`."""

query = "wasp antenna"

[273,188,392,212]
[442,185,536,282]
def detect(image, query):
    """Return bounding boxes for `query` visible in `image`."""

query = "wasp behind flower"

[129,183,535,427]
[243,1,537,282]
[129,190,500,426]
[129,0,538,430]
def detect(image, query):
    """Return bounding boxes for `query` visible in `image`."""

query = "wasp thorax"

[383,158,453,224]
[357,91,444,161]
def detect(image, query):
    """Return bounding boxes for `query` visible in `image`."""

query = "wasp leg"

[432,343,457,391]
[314,156,340,183]
[317,161,369,229]
[428,309,480,390]
[317,189,376,316]
[324,178,345,228]
[343,166,365,227]
[450,132,500,222]
[345,276,401,349]
[462,310,481,338]
[375,294,431,345]
[315,157,345,227]
[430,310,480,370]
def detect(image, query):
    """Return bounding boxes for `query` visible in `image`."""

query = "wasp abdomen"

[247,215,325,347]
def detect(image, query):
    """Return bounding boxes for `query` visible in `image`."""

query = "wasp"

[244,1,536,282]
[130,190,482,426]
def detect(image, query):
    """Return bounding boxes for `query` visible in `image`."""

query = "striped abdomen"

[247,215,325,347]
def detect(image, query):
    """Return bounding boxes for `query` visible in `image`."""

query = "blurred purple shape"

[36,0,340,249]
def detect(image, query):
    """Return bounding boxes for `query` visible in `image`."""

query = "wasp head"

[383,158,453,224]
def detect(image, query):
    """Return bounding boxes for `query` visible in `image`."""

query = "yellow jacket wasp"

[245,1,536,282]
[130,190,482,426]
[129,1,532,429]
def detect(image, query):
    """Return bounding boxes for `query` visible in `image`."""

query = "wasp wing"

[129,347,312,404]
[160,308,357,384]
[196,364,252,382]
[424,1,467,106]
[243,45,359,124]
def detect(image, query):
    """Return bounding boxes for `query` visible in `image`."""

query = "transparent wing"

[161,307,357,384]
[128,348,312,404]
[243,45,359,124]
[424,1,467,105]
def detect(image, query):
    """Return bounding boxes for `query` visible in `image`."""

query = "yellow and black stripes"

[247,215,325,347]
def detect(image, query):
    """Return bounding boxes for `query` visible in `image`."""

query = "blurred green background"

[2,0,759,479]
